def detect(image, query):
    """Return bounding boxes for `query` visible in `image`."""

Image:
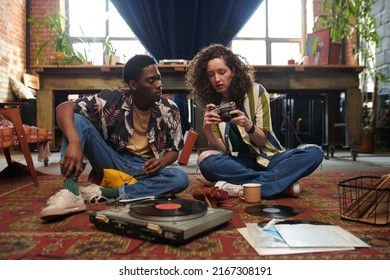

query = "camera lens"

[220,112,232,122]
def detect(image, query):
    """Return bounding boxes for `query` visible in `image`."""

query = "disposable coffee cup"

[239,183,261,203]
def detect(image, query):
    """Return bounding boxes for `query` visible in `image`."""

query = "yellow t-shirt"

[126,105,154,158]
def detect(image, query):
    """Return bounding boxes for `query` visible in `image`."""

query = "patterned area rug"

[0,171,389,260]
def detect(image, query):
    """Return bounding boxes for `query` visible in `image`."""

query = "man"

[41,55,189,220]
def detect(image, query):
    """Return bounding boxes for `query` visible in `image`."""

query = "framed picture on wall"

[306,29,330,65]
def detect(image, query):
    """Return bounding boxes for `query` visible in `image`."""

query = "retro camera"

[212,102,238,122]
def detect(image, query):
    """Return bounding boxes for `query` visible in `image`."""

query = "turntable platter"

[129,199,207,222]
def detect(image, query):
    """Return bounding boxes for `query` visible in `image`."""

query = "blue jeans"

[199,144,323,198]
[60,114,189,199]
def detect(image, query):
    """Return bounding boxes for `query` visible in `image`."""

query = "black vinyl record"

[245,204,301,218]
[129,199,207,222]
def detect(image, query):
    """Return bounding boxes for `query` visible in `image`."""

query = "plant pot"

[105,55,120,65]
[358,131,375,153]
[54,51,65,62]
[329,42,342,64]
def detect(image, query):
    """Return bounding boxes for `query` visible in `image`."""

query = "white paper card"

[237,227,354,256]
[274,224,370,248]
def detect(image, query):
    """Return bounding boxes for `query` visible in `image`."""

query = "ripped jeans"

[198,144,324,198]
[60,114,189,199]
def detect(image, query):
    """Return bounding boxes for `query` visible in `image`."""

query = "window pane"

[69,0,106,37]
[108,2,135,37]
[68,0,147,65]
[268,0,301,38]
[271,42,301,65]
[231,40,266,65]
[73,42,104,65]
[236,3,266,38]
[111,40,147,63]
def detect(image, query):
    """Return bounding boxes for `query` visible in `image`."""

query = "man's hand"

[142,158,162,176]
[60,141,84,180]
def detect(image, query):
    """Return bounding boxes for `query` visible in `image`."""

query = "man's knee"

[197,150,221,163]
[298,144,324,164]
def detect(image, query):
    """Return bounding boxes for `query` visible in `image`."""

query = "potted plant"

[28,8,75,64]
[351,0,388,153]
[313,0,356,64]
[103,37,120,65]
[315,0,388,152]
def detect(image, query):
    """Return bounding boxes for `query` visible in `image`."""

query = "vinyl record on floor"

[257,219,329,228]
[245,204,301,218]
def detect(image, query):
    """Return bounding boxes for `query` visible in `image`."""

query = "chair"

[0,102,52,187]
[0,103,42,187]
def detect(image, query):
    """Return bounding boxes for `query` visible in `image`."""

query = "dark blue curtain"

[110,0,263,132]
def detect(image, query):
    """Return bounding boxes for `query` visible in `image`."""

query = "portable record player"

[90,198,234,246]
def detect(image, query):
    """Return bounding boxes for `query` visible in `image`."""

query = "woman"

[185,44,323,198]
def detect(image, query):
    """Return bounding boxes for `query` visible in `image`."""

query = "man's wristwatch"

[246,123,256,134]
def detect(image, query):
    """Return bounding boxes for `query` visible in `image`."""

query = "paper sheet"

[274,224,370,248]
[238,224,355,256]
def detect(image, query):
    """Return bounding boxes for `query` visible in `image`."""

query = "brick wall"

[0,0,27,102]
[373,0,390,148]
[312,0,324,19]
[373,0,390,88]
[0,0,63,102]
[28,0,65,66]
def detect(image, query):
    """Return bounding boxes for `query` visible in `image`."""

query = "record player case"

[90,203,234,246]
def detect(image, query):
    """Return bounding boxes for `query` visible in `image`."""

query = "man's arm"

[56,101,84,180]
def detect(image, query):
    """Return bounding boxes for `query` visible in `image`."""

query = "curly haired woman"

[185,44,323,198]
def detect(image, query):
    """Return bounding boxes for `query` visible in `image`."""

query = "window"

[67,0,147,65]
[68,0,307,66]
[232,0,307,65]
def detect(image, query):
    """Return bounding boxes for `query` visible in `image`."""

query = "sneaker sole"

[40,204,87,220]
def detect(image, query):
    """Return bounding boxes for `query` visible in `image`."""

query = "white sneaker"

[40,189,86,220]
[79,184,106,204]
[215,181,242,197]
[282,181,301,197]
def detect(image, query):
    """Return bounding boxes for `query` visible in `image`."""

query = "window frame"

[232,0,307,65]
[66,0,146,64]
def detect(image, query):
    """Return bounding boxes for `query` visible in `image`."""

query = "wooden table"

[33,64,364,150]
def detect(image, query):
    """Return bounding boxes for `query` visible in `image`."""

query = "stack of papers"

[237,219,370,256]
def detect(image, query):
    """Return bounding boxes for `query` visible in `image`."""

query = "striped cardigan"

[211,83,285,168]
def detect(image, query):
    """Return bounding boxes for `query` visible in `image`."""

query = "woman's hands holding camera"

[203,103,220,125]
[229,109,254,132]
[204,103,253,132]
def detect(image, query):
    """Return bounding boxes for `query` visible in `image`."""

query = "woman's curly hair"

[185,44,255,109]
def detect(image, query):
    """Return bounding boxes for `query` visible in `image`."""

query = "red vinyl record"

[129,199,207,222]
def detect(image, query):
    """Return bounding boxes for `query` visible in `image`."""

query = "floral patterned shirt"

[73,88,184,159]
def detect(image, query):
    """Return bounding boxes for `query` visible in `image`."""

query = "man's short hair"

[123,55,157,84]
